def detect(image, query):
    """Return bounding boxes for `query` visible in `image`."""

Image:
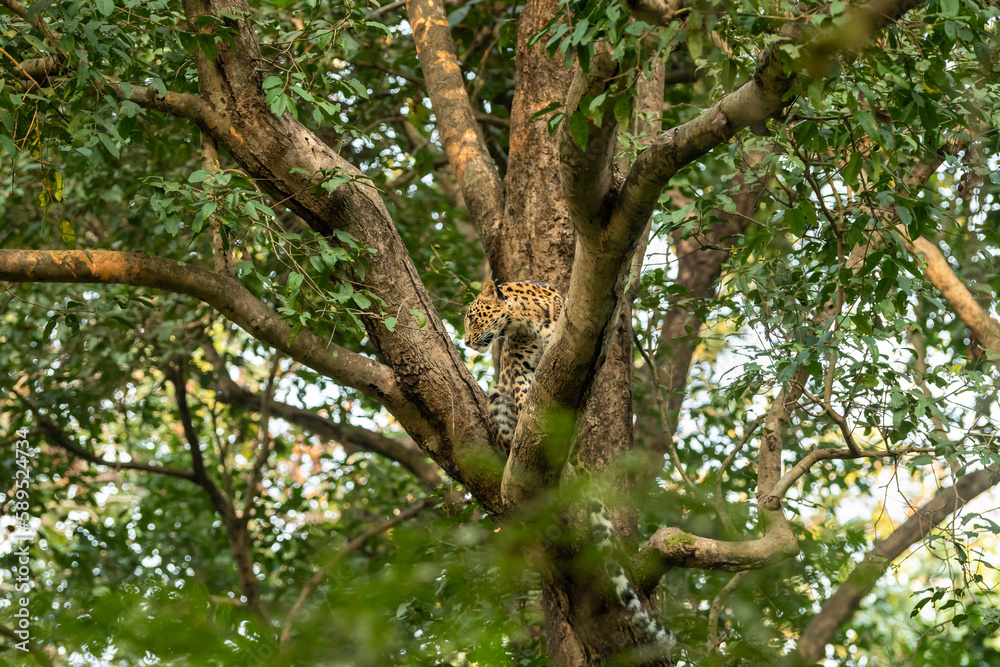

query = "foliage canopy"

[1,0,999,665]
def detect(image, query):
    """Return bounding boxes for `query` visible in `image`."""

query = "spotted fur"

[463,279,563,451]
[589,502,677,661]
[463,279,676,661]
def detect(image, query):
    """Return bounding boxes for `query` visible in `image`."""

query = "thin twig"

[707,571,747,653]
[773,444,935,499]
[280,500,428,647]
[802,388,861,456]
[243,352,282,517]
[633,331,696,492]
[714,417,763,533]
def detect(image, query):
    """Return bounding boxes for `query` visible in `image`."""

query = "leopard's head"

[463,279,509,351]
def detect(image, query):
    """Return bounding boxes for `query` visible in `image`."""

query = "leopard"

[462,278,677,663]
[463,278,563,451]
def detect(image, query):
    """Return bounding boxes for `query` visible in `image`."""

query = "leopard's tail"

[588,502,677,660]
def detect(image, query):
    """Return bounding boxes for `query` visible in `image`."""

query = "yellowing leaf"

[60,219,76,248]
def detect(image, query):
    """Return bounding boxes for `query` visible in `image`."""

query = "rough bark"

[406,0,505,264]
[1,0,945,663]
[497,0,576,291]
[175,0,506,512]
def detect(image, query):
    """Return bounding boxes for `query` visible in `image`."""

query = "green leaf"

[347,79,369,100]
[197,34,218,61]
[97,133,119,158]
[383,316,397,332]
[447,4,470,28]
[613,95,632,127]
[409,309,427,328]
[188,170,214,183]
[896,205,912,226]
[287,272,304,294]
[0,134,17,157]
[568,111,589,151]
[96,0,114,16]
[60,220,76,248]
[529,101,561,121]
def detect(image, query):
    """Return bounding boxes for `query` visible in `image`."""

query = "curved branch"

[0,249,404,411]
[784,464,1000,665]
[772,445,935,500]
[899,233,1000,355]
[406,0,504,256]
[618,0,925,229]
[639,516,800,574]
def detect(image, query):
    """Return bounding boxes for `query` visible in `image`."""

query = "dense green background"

[1,0,999,664]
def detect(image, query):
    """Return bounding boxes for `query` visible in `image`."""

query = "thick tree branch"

[640,516,799,574]
[507,0,925,504]
[636,368,807,578]
[619,0,924,228]
[898,232,1000,355]
[558,42,621,233]
[784,464,1000,665]
[0,249,405,413]
[168,0,502,513]
[406,0,505,260]
[496,0,575,289]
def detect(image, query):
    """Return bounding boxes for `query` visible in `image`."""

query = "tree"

[1,0,999,664]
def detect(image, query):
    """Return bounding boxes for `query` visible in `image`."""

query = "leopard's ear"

[482,279,498,298]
